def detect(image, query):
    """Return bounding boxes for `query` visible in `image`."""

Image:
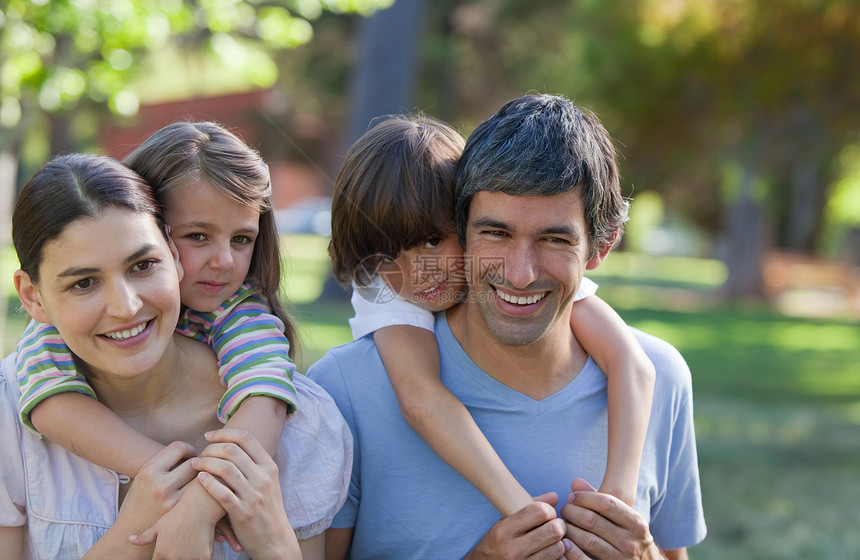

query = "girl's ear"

[13,270,51,323]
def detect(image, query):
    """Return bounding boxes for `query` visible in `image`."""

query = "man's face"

[464,190,605,346]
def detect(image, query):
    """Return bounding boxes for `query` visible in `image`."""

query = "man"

[310,94,707,559]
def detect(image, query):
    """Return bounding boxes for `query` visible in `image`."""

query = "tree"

[0,0,393,238]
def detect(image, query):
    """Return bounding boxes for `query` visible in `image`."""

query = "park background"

[1,1,859,558]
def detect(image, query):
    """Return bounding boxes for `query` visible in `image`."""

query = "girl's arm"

[374,325,533,517]
[18,321,163,476]
[570,295,655,506]
[31,393,164,476]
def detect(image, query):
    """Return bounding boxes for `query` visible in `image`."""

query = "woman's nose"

[106,280,143,318]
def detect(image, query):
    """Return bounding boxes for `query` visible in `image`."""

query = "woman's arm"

[0,526,23,560]
[570,295,655,506]
[375,325,533,517]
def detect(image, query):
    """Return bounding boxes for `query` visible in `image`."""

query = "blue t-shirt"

[309,312,707,558]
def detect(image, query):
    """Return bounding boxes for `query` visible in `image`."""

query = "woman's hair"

[329,114,465,286]
[123,121,297,357]
[12,153,164,284]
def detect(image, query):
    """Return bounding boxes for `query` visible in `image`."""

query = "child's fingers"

[203,429,270,464]
[215,517,243,553]
[128,525,158,546]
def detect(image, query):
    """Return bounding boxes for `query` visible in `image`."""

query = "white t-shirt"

[0,354,353,559]
[350,275,599,339]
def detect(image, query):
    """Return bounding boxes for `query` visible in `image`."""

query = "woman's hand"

[193,428,302,560]
[84,441,197,559]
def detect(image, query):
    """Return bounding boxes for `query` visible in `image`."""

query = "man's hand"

[465,493,570,560]
[560,479,661,560]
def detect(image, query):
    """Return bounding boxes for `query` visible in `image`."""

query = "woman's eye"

[425,237,442,249]
[132,259,156,273]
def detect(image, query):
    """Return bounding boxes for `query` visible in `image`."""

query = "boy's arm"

[31,393,164,476]
[374,325,533,517]
[0,526,23,560]
[570,295,655,506]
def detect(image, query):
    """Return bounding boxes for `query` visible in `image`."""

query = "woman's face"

[16,208,183,380]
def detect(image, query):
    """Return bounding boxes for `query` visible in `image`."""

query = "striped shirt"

[16,282,296,434]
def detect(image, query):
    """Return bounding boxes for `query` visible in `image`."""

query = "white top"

[350,275,599,339]
[0,353,352,559]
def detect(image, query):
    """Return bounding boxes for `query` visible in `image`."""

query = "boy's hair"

[329,114,465,286]
[123,121,297,357]
[13,153,163,284]
[455,94,629,259]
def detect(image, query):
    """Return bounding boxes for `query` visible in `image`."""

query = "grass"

[3,238,859,558]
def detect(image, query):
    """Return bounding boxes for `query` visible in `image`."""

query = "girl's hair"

[13,153,164,284]
[123,121,297,357]
[329,114,465,286]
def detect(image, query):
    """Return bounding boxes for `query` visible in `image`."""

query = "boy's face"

[377,234,467,312]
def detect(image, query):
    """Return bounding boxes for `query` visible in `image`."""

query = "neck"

[447,302,588,400]
[84,335,222,448]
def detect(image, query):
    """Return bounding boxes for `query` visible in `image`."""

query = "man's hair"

[454,94,629,258]
[329,114,465,286]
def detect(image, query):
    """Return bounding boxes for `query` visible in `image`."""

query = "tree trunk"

[318,0,426,303]
[720,160,768,299]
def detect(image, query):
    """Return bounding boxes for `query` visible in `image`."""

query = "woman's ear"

[13,270,51,323]
[167,236,184,283]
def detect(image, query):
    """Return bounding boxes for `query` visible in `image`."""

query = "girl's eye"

[232,235,252,245]
[188,233,206,242]
[425,237,442,249]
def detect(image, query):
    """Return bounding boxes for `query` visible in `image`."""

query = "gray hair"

[455,94,629,258]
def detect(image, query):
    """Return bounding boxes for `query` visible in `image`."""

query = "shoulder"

[307,337,387,409]
[630,328,693,404]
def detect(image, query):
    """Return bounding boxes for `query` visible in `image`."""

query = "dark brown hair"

[329,115,465,286]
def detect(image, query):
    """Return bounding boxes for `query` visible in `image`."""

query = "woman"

[0,153,351,559]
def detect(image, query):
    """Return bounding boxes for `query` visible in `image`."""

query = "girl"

[3,152,350,559]
[329,115,655,514]
[15,122,302,554]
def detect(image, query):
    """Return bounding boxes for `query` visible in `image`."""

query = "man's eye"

[72,278,94,291]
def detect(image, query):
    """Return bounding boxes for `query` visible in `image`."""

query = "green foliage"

[0,0,391,136]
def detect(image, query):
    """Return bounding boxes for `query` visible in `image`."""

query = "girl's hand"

[193,428,302,560]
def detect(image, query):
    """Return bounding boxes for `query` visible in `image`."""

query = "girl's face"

[377,234,467,312]
[14,208,183,380]
[162,181,260,312]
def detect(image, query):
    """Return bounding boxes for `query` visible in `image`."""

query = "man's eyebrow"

[471,217,510,230]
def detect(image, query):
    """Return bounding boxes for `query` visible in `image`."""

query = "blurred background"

[1,1,858,557]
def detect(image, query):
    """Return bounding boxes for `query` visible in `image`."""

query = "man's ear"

[585,229,619,271]
[13,270,51,323]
